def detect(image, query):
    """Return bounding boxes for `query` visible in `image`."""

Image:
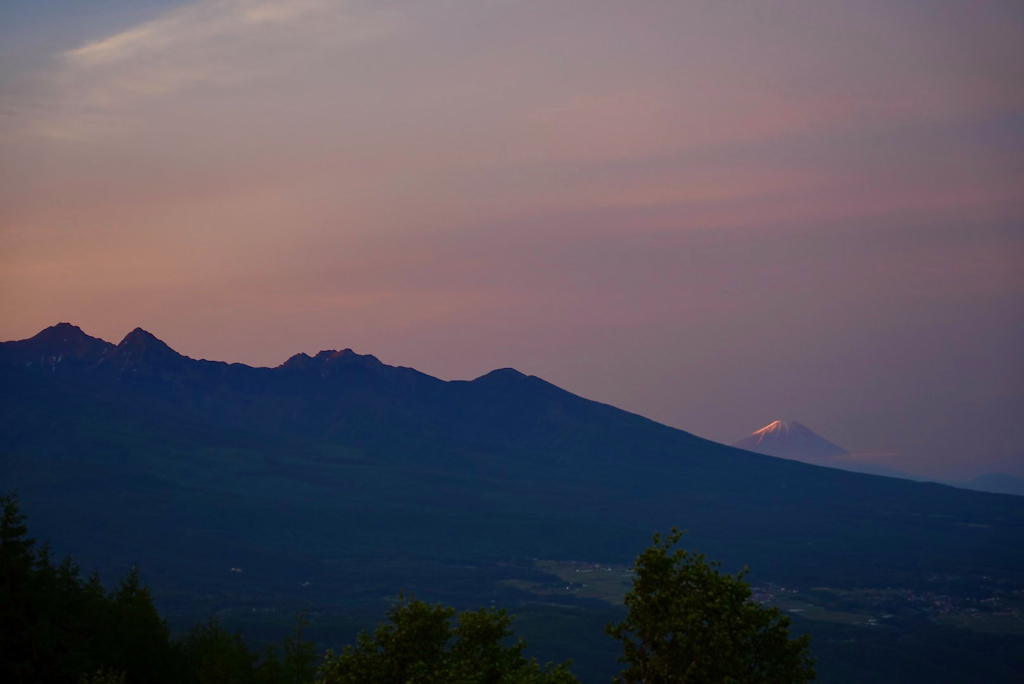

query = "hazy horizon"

[2,0,1022,480]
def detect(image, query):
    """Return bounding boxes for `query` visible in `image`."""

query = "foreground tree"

[5,491,813,684]
[0,492,316,684]
[606,529,815,684]
[318,596,578,684]
[0,492,178,683]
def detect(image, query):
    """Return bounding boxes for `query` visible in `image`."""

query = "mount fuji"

[732,420,848,461]
[732,419,924,480]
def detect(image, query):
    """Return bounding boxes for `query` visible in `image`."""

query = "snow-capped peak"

[751,420,800,443]
[734,419,848,460]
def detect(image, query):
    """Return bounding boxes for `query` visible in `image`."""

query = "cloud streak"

[4,0,397,139]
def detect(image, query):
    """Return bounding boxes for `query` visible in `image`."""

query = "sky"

[1,0,1022,480]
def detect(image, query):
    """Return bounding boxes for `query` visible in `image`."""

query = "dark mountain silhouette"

[2,324,1024,683]
[957,472,1024,497]
[3,323,1020,575]
[0,322,113,368]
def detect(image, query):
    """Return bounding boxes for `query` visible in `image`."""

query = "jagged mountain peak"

[280,348,382,370]
[0,322,113,367]
[113,328,181,358]
[93,328,190,377]
[280,351,313,368]
[30,322,100,346]
[119,327,167,346]
[45,321,85,335]
[314,348,360,361]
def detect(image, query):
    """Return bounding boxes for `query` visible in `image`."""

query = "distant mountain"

[733,420,848,461]
[733,420,1021,494]
[3,324,1024,683]
[733,420,924,480]
[956,473,1024,497]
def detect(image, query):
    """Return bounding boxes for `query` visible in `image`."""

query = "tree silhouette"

[607,528,815,684]
[318,595,578,683]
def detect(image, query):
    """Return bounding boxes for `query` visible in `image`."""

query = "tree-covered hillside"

[2,324,1023,682]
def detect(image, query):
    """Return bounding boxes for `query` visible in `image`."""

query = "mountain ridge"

[0,324,700,467]
[1,323,390,372]
[3,323,1024,682]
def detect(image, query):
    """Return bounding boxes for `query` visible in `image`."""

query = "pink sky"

[1,0,1023,479]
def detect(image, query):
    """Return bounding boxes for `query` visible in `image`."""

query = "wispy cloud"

[3,0,397,140]
[113,2,389,87]
[64,0,390,70]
